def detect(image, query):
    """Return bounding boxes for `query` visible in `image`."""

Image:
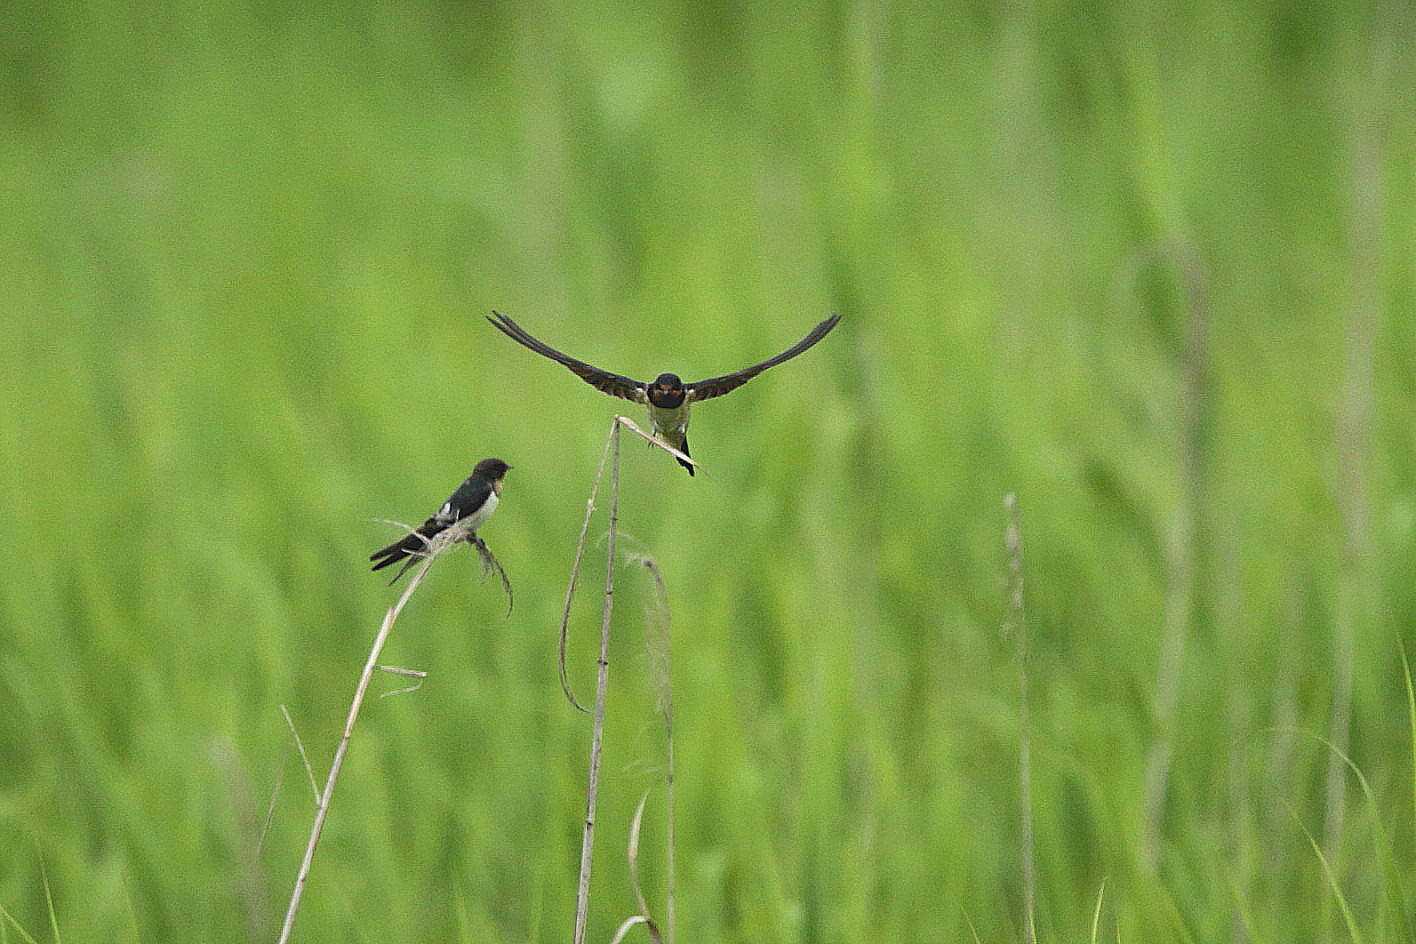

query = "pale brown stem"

[637,555,676,944]
[277,550,438,944]
[573,421,620,944]
[558,422,618,713]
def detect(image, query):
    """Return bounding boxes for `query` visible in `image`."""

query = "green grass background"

[2,0,1415,940]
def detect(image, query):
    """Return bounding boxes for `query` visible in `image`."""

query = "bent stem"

[277,524,462,944]
[566,415,691,944]
[558,417,694,712]
[559,423,618,713]
[606,793,666,944]
[573,420,621,944]
[635,554,675,944]
[471,534,515,615]
[613,416,695,472]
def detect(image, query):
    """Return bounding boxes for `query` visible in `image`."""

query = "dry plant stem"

[601,792,666,944]
[608,916,651,944]
[471,535,515,615]
[637,556,676,944]
[376,665,428,698]
[1004,494,1036,944]
[280,704,320,804]
[664,705,676,944]
[277,550,438,944]
[559,422,618,713]
[573,421,621,944]
[613,416,695,471]
[256,751,289,855]
[626,793,666,944]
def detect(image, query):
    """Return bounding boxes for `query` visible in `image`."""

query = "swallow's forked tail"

[369,523,439,583]
[677,435,694,476]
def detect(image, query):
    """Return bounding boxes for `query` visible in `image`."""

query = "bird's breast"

[647,402,690,441]
[466,490,498,528]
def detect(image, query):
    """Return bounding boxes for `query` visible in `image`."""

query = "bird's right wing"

[488,312,646,403]
[438,474,492,524]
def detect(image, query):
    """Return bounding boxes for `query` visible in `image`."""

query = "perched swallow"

[370,457,511,583]
[487,312,841,475]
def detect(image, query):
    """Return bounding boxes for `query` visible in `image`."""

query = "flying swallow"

[370,457,511,583]
[486,312,841,475]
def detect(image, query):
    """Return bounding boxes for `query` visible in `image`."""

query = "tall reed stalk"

[563,417,693,944]
[278,518,505,943]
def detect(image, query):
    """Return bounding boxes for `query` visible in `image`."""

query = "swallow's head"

[473,458,512,482]
[649,373,686,408]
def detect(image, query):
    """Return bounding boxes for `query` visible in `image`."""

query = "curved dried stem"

[600,793,666,944]
[565,415,690,944]
[278,524,465,944]
[613,416,697,472]
[573,421,621,944]
[470,534,514,615]
[607,916,651,944]
[559,421,618,713]
[376,665,428,698]
[280,704,320,804]
[623,792,666,944]
[630,553,675,944]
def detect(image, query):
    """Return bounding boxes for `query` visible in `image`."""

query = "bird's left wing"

[488,312,646,403]
[685,314,841,402]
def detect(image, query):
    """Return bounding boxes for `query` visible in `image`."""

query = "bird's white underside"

[647,402,691,443]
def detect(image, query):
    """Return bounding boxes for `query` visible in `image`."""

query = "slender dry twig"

[211,740,273,942]
[573,421,621,944]
[627,794,657,934]
[608,916,653,944]
[368,517,513,607]
[559,424,618,713]
[376,665,429,698]
[278,521,469,944]
[280,704,320,805]
[256,749,289,855]
[36,854,59,944]
[470,535,515,615]
[631,553,676,944]
[568,416,693,944]
[1004,494,1036,944]
[613,416,696,472]
[558,418,694,712]
[616,792,667,944]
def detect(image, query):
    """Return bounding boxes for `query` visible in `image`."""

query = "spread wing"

[686,314,841,403]
[488,312,646,403]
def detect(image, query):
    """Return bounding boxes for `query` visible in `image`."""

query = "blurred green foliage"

[1,0,1414,940]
